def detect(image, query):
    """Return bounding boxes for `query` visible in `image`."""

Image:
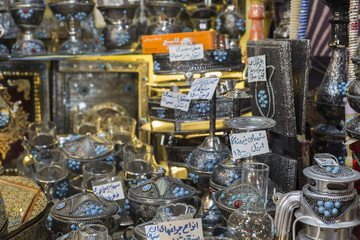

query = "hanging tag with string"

[248,55,276,119]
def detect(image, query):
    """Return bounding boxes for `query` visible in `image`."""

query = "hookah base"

[11,39,46,56]
[59,39,89,55]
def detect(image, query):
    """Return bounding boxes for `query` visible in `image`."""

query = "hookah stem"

[68,17,77,42]
[209,93,216,139]
[345,0,358,166]
[289,0,301,39]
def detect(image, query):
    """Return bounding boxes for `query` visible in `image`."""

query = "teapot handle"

[123,226,134,240]
[108,214,121,234]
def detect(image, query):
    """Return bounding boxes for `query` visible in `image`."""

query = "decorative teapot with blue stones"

[274,153,360,240]
[49,189,120,237]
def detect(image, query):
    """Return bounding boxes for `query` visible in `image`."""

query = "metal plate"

[225,116,276,131]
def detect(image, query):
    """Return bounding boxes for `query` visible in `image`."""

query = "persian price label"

[314,153,339,167]
[188,78,220,100]
[145,225,160,240]
[92,177,125,201]
[248,55,267,83]
[230,130,269,159]
[160,91,191,112]
[169,44,204,62]
[158,218,203,240]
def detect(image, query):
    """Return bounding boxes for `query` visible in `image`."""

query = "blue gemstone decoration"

[213,50,227,62]
[324,211,331,217]
[70,224,76,230]
[221,193,225,199]
[116,30,131,46]
[142,184,151,191]
[57,202,65,210]
[324,201,334,210]
[325,167,332,172]
[74,12,87,20]
[318,207,325,213]
[332,208,338,215]
[153,60,161,71]
[335,202,341,208]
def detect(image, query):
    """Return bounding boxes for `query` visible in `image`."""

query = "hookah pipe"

[345,0,358,167]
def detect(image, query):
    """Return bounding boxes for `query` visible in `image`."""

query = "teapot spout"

[274,191,301,240]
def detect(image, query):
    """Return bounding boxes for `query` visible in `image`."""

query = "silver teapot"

[274,153,360,240]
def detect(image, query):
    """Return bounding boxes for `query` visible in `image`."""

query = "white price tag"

[169,44,204,62]
[145,225,160,240]
[92,177,125,201]
[188,78,220,100]
[160,91,191,112]
[314,153,339,167]
[199,23,207,30]
[248,55,267,83]
[158,218,203,240]
[230,130,269,159]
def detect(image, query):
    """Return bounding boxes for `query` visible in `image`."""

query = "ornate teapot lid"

[304,165,360,183]
[62,133,114,161]
[225,116,276,131]
[304,153,360,183]
[51,190,119,220]
[128,168,197,204]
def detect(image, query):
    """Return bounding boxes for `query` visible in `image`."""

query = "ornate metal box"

[52,55,152,141]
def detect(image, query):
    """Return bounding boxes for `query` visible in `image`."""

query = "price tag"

[160,91,191,112]
[158,218,203,240]
[92,177,125,201]
[230,130,269,159]
[169,44,204,62]
[248,55,267,83]
[188,78,220,100]
[199,23,207,30]
[314,153,339,167]
[145,225,160,240]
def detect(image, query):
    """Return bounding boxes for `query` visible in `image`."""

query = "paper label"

[248,55,267,83]
[145,225,160,240]
[199,23,207,30]
[169,44,204,62]
[230,130,269,159]
[160,91,191,112]
[92,177,125,201]
[314,153,339,167]
[188,78,220,100]
[158,218,203,240]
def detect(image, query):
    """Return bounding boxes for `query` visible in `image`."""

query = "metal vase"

[9,0,46,55]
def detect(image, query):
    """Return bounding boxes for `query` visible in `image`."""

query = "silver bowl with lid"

[50,190,120,236]
[127,168,200,222]
[62,133,114,174]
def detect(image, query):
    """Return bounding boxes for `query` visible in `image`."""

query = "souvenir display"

[0,0,358,239]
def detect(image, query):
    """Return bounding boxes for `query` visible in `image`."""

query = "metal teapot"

[274,153,360,240]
